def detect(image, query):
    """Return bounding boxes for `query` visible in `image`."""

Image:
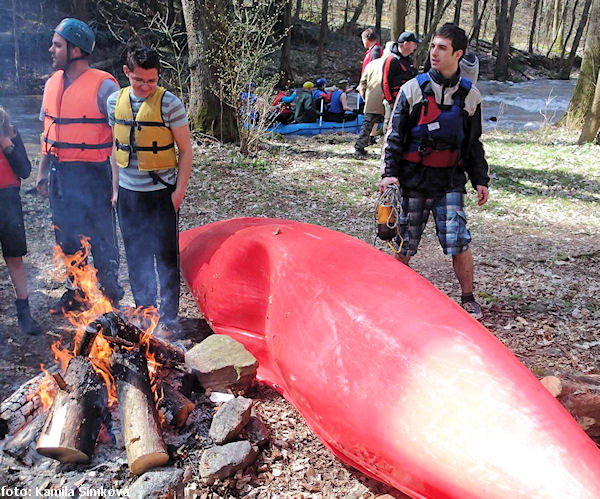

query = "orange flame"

[27,364,58,413]
[51,340,73,373]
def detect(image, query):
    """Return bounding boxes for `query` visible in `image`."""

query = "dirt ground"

[0,130,599,497]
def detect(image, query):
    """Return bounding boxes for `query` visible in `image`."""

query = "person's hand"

[111,189,118,209]
[476,185,489,206]
[379,176,399,193]
[171,188,185,212]
[0,136,12,150]
[37,178,49,198]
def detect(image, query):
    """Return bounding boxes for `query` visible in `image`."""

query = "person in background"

[36,18,123,315]
[382,31,420,106]
[326,79,357,122]
[380,23,489,320]
[361,28,382,77]
[294,81,319,123]
[355,55,386,158]
[0,107,41,335]
[270,85,296,124]
[107,44,192,335]
[312,77,329,115]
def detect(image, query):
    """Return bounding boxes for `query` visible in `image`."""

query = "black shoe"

[49,289,86,315]
[354,149,367,159]
[15,298,42,335]
[154,316,182,340]
[369,136,378,146]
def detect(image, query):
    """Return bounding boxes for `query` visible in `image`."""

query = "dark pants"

[326,111,358,123]
[117,186,180,321]
[49,161,122,300]
[355,112,383,151]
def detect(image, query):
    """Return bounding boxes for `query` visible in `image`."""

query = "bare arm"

[109,148,119,208]
[171,124,193,212]
[36,154,51,197]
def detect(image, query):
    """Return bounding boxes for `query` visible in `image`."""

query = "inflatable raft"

[179,218,600,498]
[266,114,364,135]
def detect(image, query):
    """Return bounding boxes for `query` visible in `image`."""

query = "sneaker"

[49,289,86,315]
[15,299,42,336]
[462,300,483,320]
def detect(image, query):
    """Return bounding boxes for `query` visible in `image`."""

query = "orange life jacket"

[42,68,117,163]
[0,148,19,189]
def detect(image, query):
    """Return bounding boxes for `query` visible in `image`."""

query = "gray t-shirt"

[107,88,188,192]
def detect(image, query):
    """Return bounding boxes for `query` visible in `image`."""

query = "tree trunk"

[316,0,328,70]
[295,0,302,20]
[180,0,237,142]
[470,0,489,46]
[563,0,600,126]
[375,0,385,40]
[415,0,421,35]
[351,0,368,24]
[493,0,519,81]
[454,0,463,25]
[528,0,542,53]
[36,357,107,464]
[10,0,20,87]
[552,0,562,42]
[559,0,593,79]
[579,67,600,143]
[392,0,407,41]
[279,0,294,84]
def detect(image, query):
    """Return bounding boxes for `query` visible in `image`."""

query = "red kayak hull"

[179,218,600,498]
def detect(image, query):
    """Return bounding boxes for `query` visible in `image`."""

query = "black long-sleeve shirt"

[3,130,31,182]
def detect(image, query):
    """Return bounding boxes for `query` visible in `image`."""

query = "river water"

[0,79,577,154]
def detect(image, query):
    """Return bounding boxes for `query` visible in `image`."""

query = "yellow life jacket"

[113,86,177,171]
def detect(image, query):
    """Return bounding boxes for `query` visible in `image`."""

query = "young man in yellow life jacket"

[36,18,124,314]
[107,45,192,333]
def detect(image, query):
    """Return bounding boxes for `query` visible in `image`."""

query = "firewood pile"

[0,311,269,496]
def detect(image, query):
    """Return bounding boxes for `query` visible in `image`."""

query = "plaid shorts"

[396,191,471,256]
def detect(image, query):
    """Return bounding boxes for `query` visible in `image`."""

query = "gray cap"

[398,31,422,44]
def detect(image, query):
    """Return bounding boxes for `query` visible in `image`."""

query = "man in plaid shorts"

[379,23,489,319]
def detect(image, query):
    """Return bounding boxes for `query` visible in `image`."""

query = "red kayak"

[179,218,600,498]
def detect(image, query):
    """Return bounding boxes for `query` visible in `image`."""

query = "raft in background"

[265,113,364,136]
[179,217,600,498]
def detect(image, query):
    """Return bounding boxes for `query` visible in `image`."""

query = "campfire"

[1,240,260,485]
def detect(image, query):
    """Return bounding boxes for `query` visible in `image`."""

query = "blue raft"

[266,114,365,136]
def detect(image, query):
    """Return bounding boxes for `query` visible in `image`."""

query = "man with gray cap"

[382,31,420,105]
[36,18,123,314]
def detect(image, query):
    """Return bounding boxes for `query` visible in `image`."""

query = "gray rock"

[199,440,257,483]
[242,415,270,448]
[185,335,257,391]
[209,397,253,445]
[128,468,184,499]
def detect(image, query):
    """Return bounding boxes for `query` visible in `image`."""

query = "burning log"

[91,312,185,366]
[541,374,600,436]
[36,356,107,463]
[110,345,169,475]
[1,367,58,439]
[158,383,195,428]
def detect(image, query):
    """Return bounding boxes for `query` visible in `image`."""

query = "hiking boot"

[354,148,368,159]
[369,136,378,146]
[15,298,42,336]
[154,317,182,340]
[462,300,483,320]
[49,289,85,315]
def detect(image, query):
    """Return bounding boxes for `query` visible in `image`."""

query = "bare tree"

[375,0,385,40]
[279,0,294,83]
[10,0,20,87]
[316,0,328,70]
[415,0,421,35]
[392,0,407,41]
[180,0,237,142]
[528,0,542,53]
[563,0,600,127]
[493,0,519,81]
[454,0,463,25]
[559,0,593,79]
[350,0,368,24]
[579,68,600,143]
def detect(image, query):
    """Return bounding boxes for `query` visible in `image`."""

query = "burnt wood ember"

[110,345,169,475]
[36,356,108,463]
[1,367,58,439]
[91,312,185,366]
[158,383,195,428]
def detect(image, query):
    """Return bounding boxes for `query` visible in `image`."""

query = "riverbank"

[0,126,598,496]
